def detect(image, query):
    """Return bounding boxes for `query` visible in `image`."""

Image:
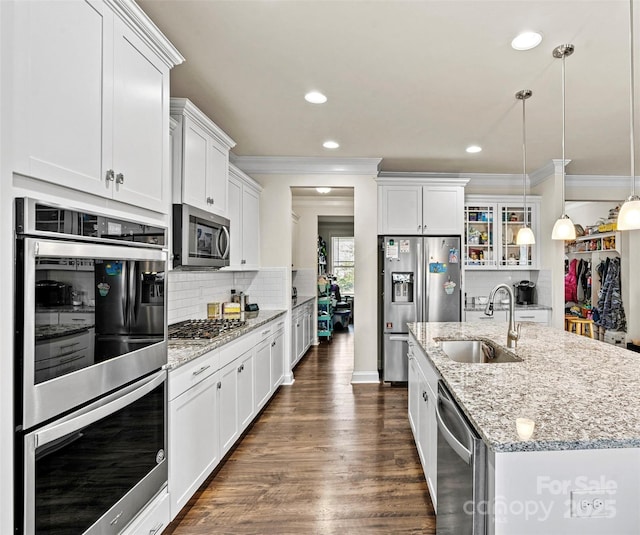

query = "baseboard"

[350,371,380,384]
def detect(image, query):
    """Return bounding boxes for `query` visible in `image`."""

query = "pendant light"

[551,44,577,240]
[516,89,536,245]
[618,0,640,230]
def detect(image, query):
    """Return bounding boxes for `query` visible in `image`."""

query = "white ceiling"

[140,0,638,177]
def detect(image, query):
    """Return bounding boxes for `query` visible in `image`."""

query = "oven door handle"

[33,370,165,449]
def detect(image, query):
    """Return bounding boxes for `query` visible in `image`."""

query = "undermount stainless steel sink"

[437,339,523,364]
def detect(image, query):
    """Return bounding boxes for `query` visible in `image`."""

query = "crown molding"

[231,156,382,175]
[170,98,236,150]
[106,0,184,68]
[566,174,631,189]
[229,163,262,192]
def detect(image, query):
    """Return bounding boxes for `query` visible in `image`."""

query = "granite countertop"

[166,309,287,370]
[464,303,552,312]
[36,306,96,314]
[35,324,94,341]
[408,321,640,453]
[292,295,315,309]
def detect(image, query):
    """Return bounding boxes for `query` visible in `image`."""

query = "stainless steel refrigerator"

[379,236,462,381]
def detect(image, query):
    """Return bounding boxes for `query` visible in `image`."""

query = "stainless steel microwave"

[172,204,230,269]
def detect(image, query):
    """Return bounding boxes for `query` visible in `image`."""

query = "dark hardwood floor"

[166,326,436,534]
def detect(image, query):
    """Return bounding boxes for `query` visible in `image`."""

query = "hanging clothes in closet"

[595,257,626,332]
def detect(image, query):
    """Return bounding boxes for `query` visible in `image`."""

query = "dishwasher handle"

[436,390,472,465]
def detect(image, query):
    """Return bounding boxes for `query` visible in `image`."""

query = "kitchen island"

[408,321,640,535]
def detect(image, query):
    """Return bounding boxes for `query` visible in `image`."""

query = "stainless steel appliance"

[436,381,487,535]
[172,204,230,269]
[15,198,169,534]
[379,236,462,381]
[514,280,536,305]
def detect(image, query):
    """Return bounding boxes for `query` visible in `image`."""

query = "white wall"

[256,173,379,383]
[565,201,619,228]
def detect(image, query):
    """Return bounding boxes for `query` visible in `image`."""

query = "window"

[331,237,354,295]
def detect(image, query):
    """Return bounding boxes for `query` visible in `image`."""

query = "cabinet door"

[227,175,242,266]
[426,384,438,509]
[464,204,497,269]
[181,117,209,211]
[270,328,285,390]
[296,315,305,361]
[422,186,463,235]
[218,360,238,457]
[12,0,110,195]
[237,349,255,431]
[111,17,168,212]
[379,186,423,234]
[408,355,419,437]
[254,338,272,411]
[208,141,228,216]
[498,204,534,268]
[169,371,219,516]
[416,372,429,471]
[242,185,261,266]
[305,305,313,349]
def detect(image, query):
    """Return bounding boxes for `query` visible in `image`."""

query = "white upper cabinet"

[171,98,236,218]
[10,0,183,213]
[377,177,468,235]
[228,164,262,269]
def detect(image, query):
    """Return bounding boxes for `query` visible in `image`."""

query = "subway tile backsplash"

[167,268,288,324]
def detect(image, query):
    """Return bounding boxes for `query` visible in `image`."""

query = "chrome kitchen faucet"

[485,283,521,348]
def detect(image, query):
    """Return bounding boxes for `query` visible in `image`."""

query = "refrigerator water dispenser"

[392,272,414,302]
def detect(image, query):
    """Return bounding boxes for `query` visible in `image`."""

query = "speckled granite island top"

[167,310,287,370]
[408,321,640,454]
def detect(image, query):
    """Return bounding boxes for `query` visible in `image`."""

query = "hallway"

[167,327,436,534]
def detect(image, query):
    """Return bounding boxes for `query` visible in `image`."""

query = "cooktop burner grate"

[168,318,247,340]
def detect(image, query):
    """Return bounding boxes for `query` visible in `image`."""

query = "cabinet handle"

[105,169,115,182]
[417,224,422,232]
[217,382,222,389]
[261,329,270,336]
[192,364,211,377]
[238,364,244,373]
[518,315,535,319]
[115,172,124,184]
[271,341,276,347]
[149,523,164,535]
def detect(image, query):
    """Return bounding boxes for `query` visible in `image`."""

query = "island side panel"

[490,448,640,535]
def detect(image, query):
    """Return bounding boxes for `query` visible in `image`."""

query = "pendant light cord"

[561,49,567,217]
[631,0,637,196]
[522,95,528,226]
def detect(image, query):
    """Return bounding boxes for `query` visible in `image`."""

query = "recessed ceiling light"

[466,145,482,154]
[511,31,543,51]
[316,187,332,194]
[323,141,340,149]
[304,91,327,104]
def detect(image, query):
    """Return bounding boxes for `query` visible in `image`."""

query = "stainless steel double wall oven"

[14,198,169,534]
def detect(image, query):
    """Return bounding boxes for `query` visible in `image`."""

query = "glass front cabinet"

[464,195,540,270]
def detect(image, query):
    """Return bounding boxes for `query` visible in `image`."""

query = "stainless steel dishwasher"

[436,381,487,535]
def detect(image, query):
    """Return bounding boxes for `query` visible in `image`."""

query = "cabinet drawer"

[464,310,507,322]
[514,309,549,324]
[219,331,256,369]
[168,349,219,401]
[121,489,170,535]
[58,312,95,325]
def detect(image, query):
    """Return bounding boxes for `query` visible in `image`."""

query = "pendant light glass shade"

[551,44,576,241]
[618,196,640,229]
[515,89,535,245]
[619,0,640,230]
[552,215,577,240]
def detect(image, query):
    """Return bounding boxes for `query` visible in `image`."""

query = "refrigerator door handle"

[416,240,423,322]
[389,335,409,342]
[128,261,137,329]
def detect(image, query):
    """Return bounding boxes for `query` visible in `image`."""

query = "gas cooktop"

[168,318,247,340]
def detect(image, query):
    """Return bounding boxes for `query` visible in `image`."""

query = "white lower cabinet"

[271,323,285,390]
[465,308,550,325]
[408,334,439,511]
[237,348,255,430]
[168,316,285,521]
[217,358,239,458]
[168,357,220,516]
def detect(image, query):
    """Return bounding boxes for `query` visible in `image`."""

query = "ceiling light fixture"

[618,0,640,230]
[323,140,339,149]
[316,187,331,194]
[551,44,577,241]
[515,89,535,245]
[511,31,543,51]
[304,91,327,104]
[466,145,482,154]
